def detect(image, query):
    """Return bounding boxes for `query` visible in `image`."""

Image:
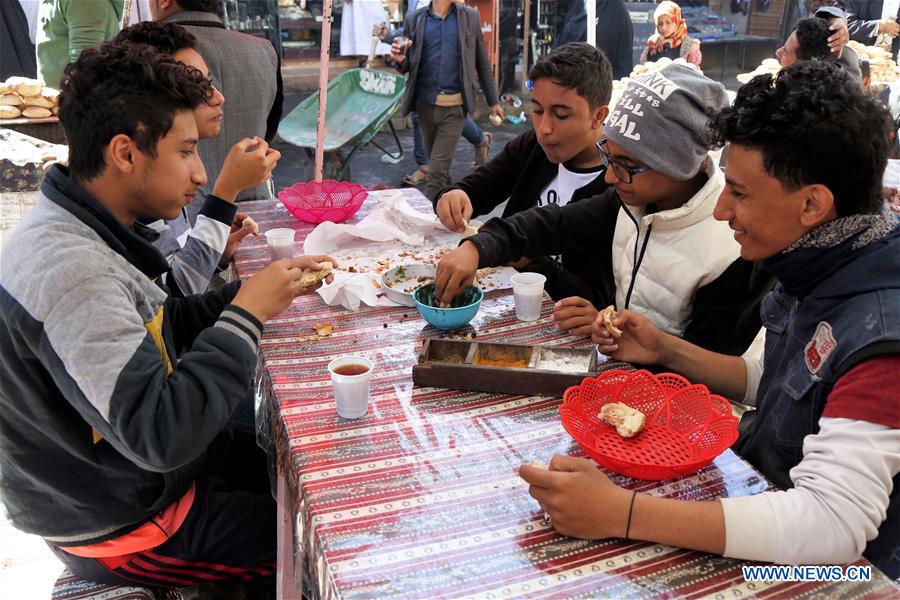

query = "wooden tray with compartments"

[412,338,602,397]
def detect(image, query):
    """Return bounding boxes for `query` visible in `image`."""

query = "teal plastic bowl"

[413,283,483,330]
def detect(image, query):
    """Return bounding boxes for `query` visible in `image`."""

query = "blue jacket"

[736,222,900,577]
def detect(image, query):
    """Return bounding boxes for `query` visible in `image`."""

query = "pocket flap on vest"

[762,308,790,335]
[782,360,815,401]
[761,292,792,335]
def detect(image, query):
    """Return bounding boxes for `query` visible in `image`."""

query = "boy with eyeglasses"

[435,63,772,356]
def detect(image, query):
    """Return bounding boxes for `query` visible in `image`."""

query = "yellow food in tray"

[474,356,529,369]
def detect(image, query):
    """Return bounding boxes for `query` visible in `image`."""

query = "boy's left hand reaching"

[519,456,632,540]
[552,296,597,337]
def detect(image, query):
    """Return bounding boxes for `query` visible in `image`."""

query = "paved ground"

[271,91,523,194]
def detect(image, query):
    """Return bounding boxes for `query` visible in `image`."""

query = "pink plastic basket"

[560,370,739,480]
[277,180,368,224]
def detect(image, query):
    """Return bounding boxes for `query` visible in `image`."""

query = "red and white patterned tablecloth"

[234,190,898,600]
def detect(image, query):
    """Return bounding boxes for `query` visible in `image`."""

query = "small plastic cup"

[394,35,411,57]
[328,357,373,419]
[264,228,295,261]
[510,272,546,322]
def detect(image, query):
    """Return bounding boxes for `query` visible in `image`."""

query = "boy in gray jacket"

[0,42,333,589]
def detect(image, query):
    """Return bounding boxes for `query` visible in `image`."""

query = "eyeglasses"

[596,139,652,184]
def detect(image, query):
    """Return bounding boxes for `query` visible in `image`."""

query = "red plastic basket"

[561,370,739,480]
[277,180,367,224]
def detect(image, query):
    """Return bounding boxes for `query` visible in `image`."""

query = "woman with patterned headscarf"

[640,1,702,66]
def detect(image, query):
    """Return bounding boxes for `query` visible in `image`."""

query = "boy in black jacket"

[436,64,772,356]
[435,42,617,309]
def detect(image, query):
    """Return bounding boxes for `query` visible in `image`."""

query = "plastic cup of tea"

[264,228,295,261]
[328,356,373,419]
[394,35,411,57]
[510,272,546,322]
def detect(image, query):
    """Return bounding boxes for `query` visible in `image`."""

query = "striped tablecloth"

[234,191,898,599]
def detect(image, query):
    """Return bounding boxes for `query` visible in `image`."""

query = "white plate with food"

[381,264,435,306]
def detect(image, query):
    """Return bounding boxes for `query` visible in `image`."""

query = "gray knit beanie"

[605,63,729,180]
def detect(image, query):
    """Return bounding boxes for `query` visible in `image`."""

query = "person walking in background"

[640,1,701,67]
[36,0,123,87]
[403,113,493,185]
[391,0,502,200]
[379,0,494,186]
[152,0,283,205]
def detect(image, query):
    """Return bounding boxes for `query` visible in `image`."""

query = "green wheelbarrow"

[278,68,407,182]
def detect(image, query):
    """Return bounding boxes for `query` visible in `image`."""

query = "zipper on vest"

[620,201,653,309]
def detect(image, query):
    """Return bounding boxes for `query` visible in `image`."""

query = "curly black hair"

[113,21,197,55]
[794,17,835,62]
[528,42,613,109]
[710,61,891,216]
[59,42,213,181]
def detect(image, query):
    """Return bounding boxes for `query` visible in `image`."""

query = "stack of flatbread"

[628,56,701,79]
[736,58,781,84]
[0,77,60,120]
[848,41,899,85]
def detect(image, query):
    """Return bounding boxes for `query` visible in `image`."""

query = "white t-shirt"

[537,163,605,263]
[536,163,605,209]
[882,0,900,21]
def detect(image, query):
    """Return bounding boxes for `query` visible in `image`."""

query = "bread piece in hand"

[242,216,259,235]
[600,305,623,338]
[599,402,646,438]
[299,261,333,287]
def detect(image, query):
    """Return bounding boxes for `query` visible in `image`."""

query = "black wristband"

[624,491,637,540]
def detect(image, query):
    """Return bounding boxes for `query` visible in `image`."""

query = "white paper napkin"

[304,194,442,255]
[315,272,393,311]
